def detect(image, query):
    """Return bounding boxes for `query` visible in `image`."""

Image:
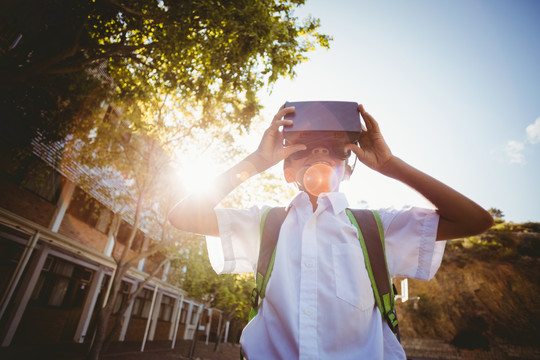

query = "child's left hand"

[346,104,395,174]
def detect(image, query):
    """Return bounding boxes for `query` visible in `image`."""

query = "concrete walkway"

[1,339,539,359]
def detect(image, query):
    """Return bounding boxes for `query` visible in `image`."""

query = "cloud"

[505,140,525,165]
[503,117,540,165]
[526,117,540,144]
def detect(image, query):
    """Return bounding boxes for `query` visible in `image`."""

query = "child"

[168,102,493,359]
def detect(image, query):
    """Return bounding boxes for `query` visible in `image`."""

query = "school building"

[0,138,229,352]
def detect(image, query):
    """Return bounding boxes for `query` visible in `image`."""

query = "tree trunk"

[87,304,112,360]
[213,321,225,352]
[87,267,124,360]
[102,303,128,354]
[87,256,166,359]
[214,311,235,352]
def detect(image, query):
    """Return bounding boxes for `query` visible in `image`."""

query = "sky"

[240,0,540,223]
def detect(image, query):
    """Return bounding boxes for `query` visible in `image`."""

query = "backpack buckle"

[251,288,260,308]
[385,309,399,335]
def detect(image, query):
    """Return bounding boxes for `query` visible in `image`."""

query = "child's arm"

[346,105,494,241]
[168,106,306,236]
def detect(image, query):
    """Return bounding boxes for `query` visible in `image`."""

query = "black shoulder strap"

[347,209,392,306]
[257,207,288,284]
[347,209,399,339]
[249,207,287,320]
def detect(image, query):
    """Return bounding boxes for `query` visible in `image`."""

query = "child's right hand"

[250,106,306,173]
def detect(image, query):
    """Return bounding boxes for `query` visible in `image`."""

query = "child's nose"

[311,146,329,155]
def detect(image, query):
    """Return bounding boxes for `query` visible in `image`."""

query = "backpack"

[249,207,400,339]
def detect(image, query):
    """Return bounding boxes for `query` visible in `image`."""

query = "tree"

[211,274,253,351]
[170,234,253,351]
[67,91,293,359]
[1,0,331,150]
[64,96,189,359]
[488,208,505,224]
[2,1,331,358]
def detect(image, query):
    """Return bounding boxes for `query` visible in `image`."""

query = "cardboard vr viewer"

[283,101,362,142]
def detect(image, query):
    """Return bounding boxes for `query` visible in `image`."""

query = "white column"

[148,290,163,341]
[0,230,40,322]
[183,302,194,340]
[205,308,212,344]
[73,266,106,343]
[161,262,170,281]
[137,258,146,271]
[224,321,230,344]
[171,295,184,348]
[141,285,159,352]
[104,215,120,257]
[119,283,137,341]
[49,180,75,232]
[1,245,50,346]
[168,296,180,340]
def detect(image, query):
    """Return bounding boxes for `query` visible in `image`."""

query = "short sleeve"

[205,206,268,274]
[379,207,445,280]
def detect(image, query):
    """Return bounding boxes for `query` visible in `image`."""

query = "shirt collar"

[287,191,349,215]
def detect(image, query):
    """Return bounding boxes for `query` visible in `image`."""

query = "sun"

[175,151,220,196]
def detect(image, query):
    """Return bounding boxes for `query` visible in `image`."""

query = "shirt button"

[305,261,313,268]
[304,307,313,317]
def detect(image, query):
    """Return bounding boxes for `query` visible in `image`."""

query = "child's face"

[283,132,352,192]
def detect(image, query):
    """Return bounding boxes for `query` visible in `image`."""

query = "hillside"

[395,222,540,349]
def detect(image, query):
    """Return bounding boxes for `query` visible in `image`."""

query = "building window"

[20,157,62,203]
[180,302,189,324]
[132,288,154,319]
[116,221,132,245]
[117,222,146,252]
[95,208,112,234]
[112,281,131,315]
[67,187,112,233]
[159,295,174,322]
[0,234,25,297]
[190,305,199,325]
[30,256,93,309]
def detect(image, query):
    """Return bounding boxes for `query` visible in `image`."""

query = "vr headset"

[283,101,362,144]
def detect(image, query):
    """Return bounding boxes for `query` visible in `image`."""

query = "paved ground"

[0,340,240,360]
[103,340,242,360]
[402,338,540,360]
[104,342,240,360]
[1,338,539,359]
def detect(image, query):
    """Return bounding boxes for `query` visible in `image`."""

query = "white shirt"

[206,191,445,359]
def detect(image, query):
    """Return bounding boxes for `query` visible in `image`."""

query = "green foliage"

[488,207,504,224]
[170,234,253,323]
[446,219,540,260]
[517,232,540,257]
[0,0,331,150]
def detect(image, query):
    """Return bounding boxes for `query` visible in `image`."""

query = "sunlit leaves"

[2,0,331,150]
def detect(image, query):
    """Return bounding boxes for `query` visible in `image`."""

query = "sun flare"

[176,153,219,195]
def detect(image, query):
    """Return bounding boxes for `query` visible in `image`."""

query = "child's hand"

[346,105,395,173]
[251,106,306,172]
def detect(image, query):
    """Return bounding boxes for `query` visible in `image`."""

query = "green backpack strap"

[249,207,287,321]
[346,208,399,339]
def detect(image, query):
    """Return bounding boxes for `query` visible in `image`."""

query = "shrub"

[517,233,540,257]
